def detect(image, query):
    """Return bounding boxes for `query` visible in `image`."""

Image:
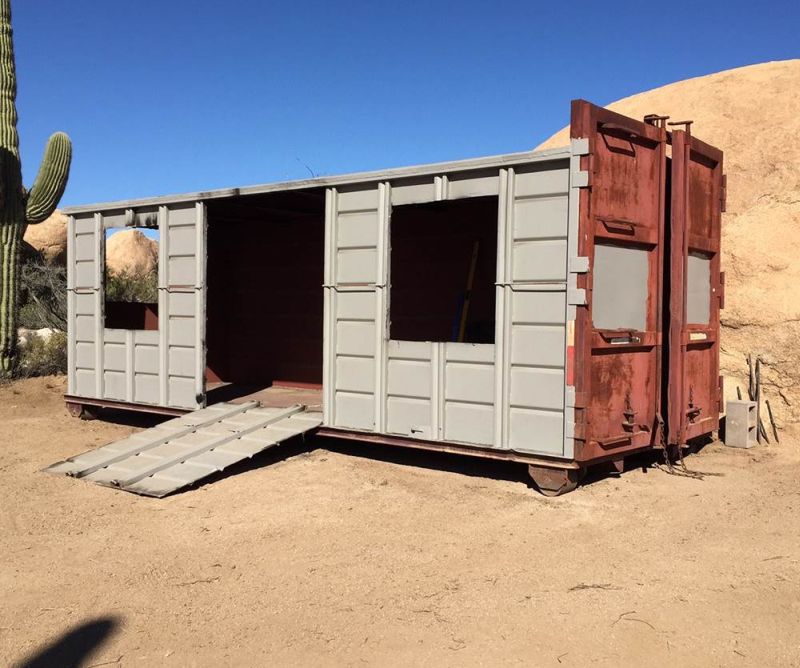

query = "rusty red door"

[668,130,724,445]
[570,100,669,464]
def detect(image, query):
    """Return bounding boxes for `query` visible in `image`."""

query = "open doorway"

[204,189,326,406]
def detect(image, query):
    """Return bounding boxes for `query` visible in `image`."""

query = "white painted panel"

[387,339,431,360]
[75,369,96,397]
[74,234,95,261]
[169,376,197,408]
[335,391,374,430]
[75,342,94,369]
[444,363,494,404]
[103,329,126,344]
[336,290,375,320]
[687,253,711,325]
[386,397,432,438]
[75,315,95,342]
[135,345,159,375]
[445,402,494,445]
[391,181,435,206]
[74,292,95,315]
[514,167,569,198]
[592,244,648,331]
[103,343,126,372]
[510,325,565,367]
[512,290,566,325]
[337,188,379,213]
[513,196,568,239]
[168,317,195,347]
[73,216,95,235]
[336,321,376,356]
[75,261,95,288]
[512,239,568,282]
[448,174,499,199]
[510,367,565,410]
[337,211,378,248]
[169,346,196,378]
[335,356,375,393]
[387,359,431,398]
[134,373,159,404]
[508,407,564,455]
[169,256,196,286]
[444,342,494,363]
[104,371,126,400]
[168,226,196,256]
[166,203,196,227]
[168,291,195,317]
[102,211,127,228]
[336,248,377,284]
[133,330,159,346]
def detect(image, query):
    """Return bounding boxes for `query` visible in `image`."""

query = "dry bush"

[17,331,68,378]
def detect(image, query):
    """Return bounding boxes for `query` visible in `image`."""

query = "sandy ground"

[1,376,799,667]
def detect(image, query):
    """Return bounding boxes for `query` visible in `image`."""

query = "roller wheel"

[528,464,583,496]
[66,402,98,421]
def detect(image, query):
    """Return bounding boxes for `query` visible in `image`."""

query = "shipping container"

[62,100,723,494]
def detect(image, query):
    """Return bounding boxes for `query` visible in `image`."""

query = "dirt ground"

[1,377,799,667]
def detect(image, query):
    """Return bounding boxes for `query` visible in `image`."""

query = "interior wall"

[390,196,498,343]
[205,190,326,386]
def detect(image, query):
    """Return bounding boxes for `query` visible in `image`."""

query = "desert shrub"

[105,269,158,303]
[18,330,68,377]
[19,256,67,330]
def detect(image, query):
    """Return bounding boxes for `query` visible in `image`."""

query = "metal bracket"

[569,256,589,273]
[568,288,587,306]
[570,137,590,156]
[571,170,590,188]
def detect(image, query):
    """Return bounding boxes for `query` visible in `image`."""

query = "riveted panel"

[445,402,494,445]
[508,407,564,455]
[512,239,568,282]
[336,321,376,356]
[513,196,569,240]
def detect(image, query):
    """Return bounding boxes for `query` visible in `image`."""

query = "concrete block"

[725,400,757,449]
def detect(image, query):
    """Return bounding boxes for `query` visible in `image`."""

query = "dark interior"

[390,196,498,343]
[205,189,326,387]
[105,302,159,330]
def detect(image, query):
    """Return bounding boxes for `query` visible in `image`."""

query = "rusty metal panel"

[570,100,668,464]
[668,130,724,444]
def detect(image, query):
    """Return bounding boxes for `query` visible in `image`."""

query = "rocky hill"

[105,229,159,279]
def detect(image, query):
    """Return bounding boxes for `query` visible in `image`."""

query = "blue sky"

[11,1,799,207]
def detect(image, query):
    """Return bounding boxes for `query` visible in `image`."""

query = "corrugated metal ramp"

[45,402,322,497]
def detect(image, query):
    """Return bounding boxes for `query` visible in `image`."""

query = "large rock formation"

[537,59,800,430]
[23,209,67,264]
[105,229,159,278]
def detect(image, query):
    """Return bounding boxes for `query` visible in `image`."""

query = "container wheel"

[66,402,98,421]
[527,464,584,496]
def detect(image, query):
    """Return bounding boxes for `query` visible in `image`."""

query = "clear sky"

[11,0,799,207]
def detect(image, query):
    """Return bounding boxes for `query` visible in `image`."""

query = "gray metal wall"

[67,203,206,410]
[323,146,586,459]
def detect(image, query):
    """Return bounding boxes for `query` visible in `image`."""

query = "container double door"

[571,101,722,459]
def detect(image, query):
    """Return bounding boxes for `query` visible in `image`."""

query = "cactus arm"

[25,131,72,224]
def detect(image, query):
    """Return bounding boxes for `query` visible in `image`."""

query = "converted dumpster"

[61,100,723,495]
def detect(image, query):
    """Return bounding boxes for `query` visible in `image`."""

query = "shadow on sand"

[14,616,120,668]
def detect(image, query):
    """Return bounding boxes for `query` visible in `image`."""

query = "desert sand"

[1,377,798,667]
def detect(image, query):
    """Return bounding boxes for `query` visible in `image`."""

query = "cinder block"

[725,400,757,449]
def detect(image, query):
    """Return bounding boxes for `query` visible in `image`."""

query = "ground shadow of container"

[14,616,119,668]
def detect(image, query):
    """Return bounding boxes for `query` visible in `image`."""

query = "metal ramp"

[45,402,322,497]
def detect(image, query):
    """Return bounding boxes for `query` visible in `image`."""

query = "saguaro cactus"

[0,0,71,374]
